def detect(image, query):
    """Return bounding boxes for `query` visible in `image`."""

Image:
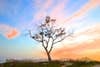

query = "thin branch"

[45,22,53,49]
[29,30,32,37]
[53,36,66,44]
[41,32,49,55]
[53,33,71,44]
[29,30,42,42]
[34,39,42,42]
[48,38,54,53]
[40,26,49,50]
[46,37,50,48]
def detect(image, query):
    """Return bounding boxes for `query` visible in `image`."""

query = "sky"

[0,0,100,62]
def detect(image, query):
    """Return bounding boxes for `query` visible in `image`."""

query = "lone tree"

[29,16,72,62]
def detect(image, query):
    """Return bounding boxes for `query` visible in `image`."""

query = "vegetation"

[0,60,100,67]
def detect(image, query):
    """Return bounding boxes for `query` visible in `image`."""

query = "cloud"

[34,0,68,25]
[52,38,100,60]
[5,29,19,39]
[63,0,100,23]
[48,0,68,26]
[57,23,100,47]
[50,0,67,17]
[34,0,53,21]
[80,49,100,61]
[43,0,53,10]
[51,23,100,61]
[34,0,52,10]
[0,24,20,39]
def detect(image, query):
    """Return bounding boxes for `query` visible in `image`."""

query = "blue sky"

[0,0,100,62]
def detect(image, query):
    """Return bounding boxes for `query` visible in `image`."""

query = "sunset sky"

[0,0,100,62]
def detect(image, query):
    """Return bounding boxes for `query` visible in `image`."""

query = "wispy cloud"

[51,23,100,60]
[49,0,68,25]
[33,0,68,25]
[0,24,20,39]
[50,0,67,17]
[52,38,100,60]
[34,0,53,21]
[63,0,100,23]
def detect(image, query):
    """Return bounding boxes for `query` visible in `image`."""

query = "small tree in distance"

[29,16,72,62]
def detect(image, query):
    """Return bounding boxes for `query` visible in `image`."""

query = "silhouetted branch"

[29,16,73,62]
[29,30,32,37]
[49,39,54,53]
[53,37,65,44]
[46,37,50,48]
[53,32,72,44]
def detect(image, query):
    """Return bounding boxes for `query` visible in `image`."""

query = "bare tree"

[29,16,72,62]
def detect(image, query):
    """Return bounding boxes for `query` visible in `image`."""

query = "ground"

[0,60,100,67]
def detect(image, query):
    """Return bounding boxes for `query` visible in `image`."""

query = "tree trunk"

[45,50,52,62]
[47,52,52,62]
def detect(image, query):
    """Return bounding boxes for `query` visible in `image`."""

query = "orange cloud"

[52,38,100,61]
[41,23,100,61]
[80,49,100,61]
[5,29,19,39]
[0,24,20,39]
[49,23,100,61]
[40,22,100,60]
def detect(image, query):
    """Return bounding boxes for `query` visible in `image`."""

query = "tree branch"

[29,30,33,37]
[46,37,50,48]
[34,39,42,42]
[53,33,71,44]
[49,43,54,53]
[53,36,65,44]
[48,38,54,53]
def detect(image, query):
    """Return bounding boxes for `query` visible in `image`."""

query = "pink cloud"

[0,24,20,39]
[33,0,100,26]
[44,0,53,10]
[34,0,68,26]
[49,0,68,26]
[50,0,67,17]
[34,0,53,21]
[63,0,100,23]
